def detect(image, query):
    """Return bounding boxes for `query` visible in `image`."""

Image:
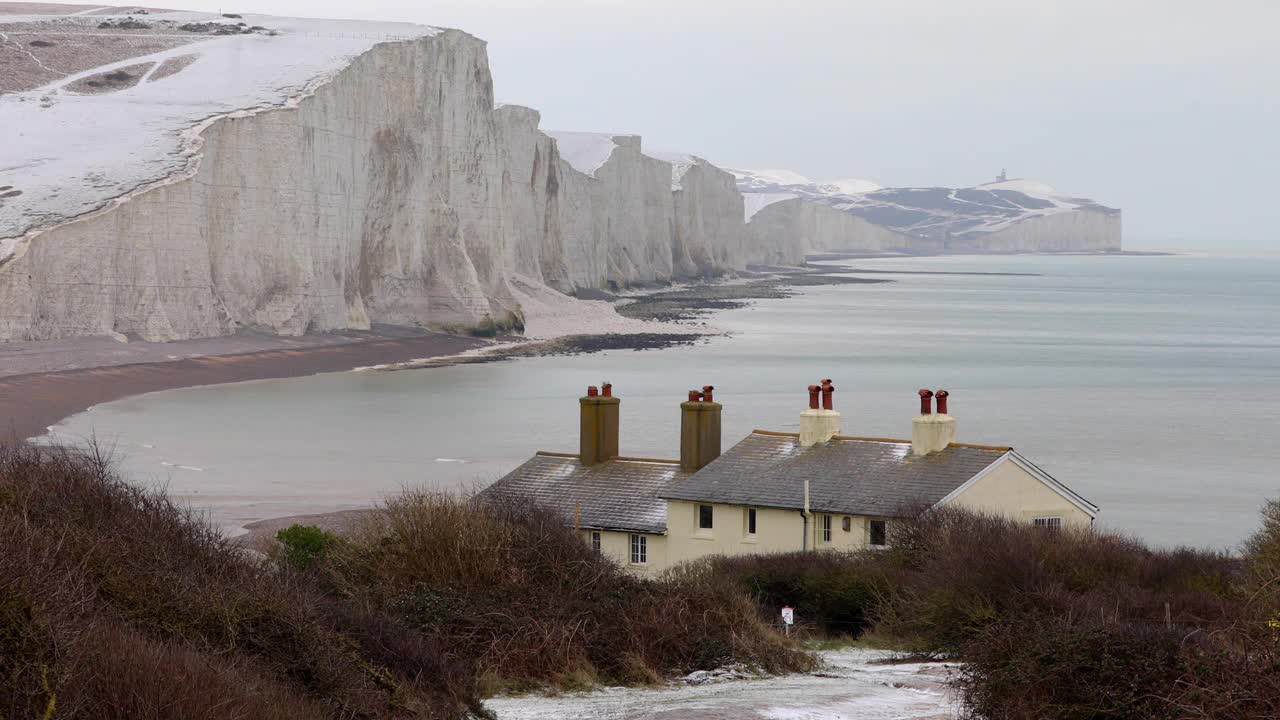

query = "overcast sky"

[146,1,1276,250]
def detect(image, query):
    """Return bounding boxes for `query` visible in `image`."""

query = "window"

[842,516,852,532]
[698,504,714,530]
[746,508,757,535]
[869,519,887,547]
[590,531,601,552]
[1033,517,1063,530]
[822,514,832,543]
[629,534,647,564]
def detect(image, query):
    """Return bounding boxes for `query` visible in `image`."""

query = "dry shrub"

[320,490,814,689]
[697,551,889,637]
[958,615,1187,720]
[702,505,1280,718]
[0,443,478,719]
[871,508,1238,655]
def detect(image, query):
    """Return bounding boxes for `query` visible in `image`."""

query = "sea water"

[48,254,1280,550]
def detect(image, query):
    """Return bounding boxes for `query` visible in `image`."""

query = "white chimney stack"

[911,389,956,456]
[800,380,841,447]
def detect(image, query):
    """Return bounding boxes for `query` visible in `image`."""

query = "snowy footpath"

[485,649,956,720]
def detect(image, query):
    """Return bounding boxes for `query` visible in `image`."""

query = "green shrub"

[275,524,339,570]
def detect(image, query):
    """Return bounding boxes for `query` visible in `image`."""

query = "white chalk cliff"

[0,7,1120,343]
[731,171,1122,253]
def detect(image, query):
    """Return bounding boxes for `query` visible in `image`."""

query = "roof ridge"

[831,434,912,444]
[613,456,681,465]
[752,429,799,438]
[948,442,1013,451]
[533,451,682,466]
[750,432,1011,452]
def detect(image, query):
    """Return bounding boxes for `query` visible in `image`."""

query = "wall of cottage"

[945,457,1094,527]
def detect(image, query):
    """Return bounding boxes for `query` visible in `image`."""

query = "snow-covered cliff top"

[742,192,796,221]
[0,4,440,252]
[830,179,1120,241]
[547,131,619,177]
[731,166,1118,241]
[647,151,699,190]
[731,168,882,197]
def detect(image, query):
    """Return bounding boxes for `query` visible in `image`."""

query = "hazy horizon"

[29,0,1278,251]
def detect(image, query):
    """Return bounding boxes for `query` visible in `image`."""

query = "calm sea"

[47,254,1280,550]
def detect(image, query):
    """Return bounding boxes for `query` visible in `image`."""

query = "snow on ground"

[731,168,813,190]
[0,7,440,251]
[485,649,957,720]
[647,150,697,190]
[507,275,702,340]
[975,179,1070,206]
[816,177,882,195]
[547,131,619,177]
[743,191,797,221]
[728,165,1116,242]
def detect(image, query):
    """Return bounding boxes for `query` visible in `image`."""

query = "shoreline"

[2,265,877,443]
[0,331,488,443]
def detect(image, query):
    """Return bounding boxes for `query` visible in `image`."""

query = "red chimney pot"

[601,383,612,398]
[821,382,835,411]
[701,385,714,403]
[935,389,949,415]
[688,389,703,402]
[918,388,934,415]
[587,385,599,397]
[807,384,820,410]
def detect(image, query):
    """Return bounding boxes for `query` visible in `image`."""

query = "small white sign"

[781,606,794,625]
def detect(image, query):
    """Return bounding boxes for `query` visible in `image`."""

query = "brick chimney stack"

[680,385,722,472]
[580,383,620,466]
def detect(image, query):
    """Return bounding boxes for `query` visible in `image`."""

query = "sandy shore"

[0,330,487,442]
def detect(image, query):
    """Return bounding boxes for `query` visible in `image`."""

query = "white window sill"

[741,536,758,544]
[692,532,715,541]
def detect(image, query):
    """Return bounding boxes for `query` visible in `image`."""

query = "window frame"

[1033,516,1064,530]
[869,519,888,547]
[590,530,601,553]
[821,514,833,543]
[629,534,647,564]
[697,504,714,531]
[747,507,757,536]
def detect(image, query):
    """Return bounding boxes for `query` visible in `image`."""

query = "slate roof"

[660,431,1009,517]
[478,452,689,534]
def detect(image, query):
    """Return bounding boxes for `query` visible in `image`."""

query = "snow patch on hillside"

[547,131,618,177]
[647,150,697,190]
[743,192,796,221]
[732,168,811,188]
[816,177,882,195]
[0,9,440,248]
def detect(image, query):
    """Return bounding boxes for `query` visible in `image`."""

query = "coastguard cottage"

[481,382,1098,574]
